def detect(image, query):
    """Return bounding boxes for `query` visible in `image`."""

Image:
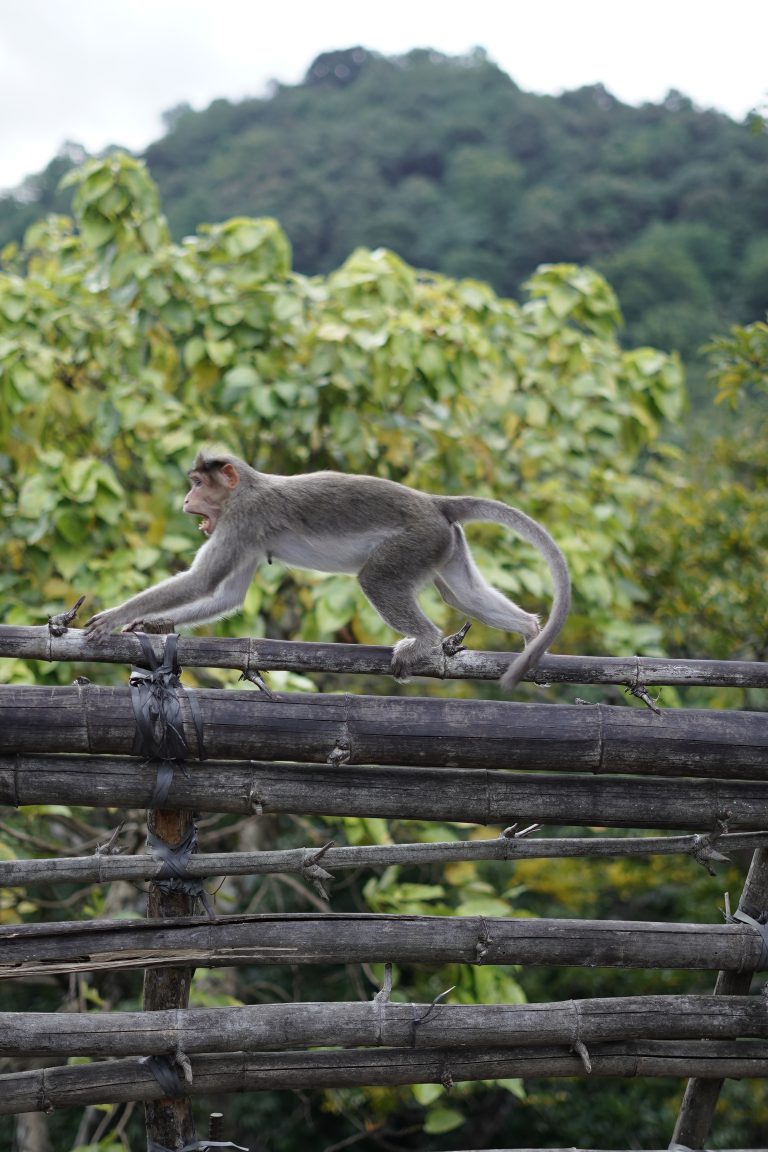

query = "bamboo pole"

[2,685,768,779]
[0,994,765,1058]
[4,831,766,889]
[2,624,768,688]
[3,754,768,829]
[0,912,765,979]
[1,1041,767,1115]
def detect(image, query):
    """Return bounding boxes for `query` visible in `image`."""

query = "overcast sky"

[2,0,767,192]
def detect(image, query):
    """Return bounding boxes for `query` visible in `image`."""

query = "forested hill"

[3,46,768,372]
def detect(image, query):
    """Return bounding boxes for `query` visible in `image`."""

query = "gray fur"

[86,451,571,690]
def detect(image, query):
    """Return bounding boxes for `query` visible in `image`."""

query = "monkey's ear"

[220,463,240,489]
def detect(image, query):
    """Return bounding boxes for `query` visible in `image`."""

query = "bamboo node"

[372,962,393,1043]
[301,841,335,899]
[327,742,351,766]
[690,816,731,875]
[47,595,86,639]
[573,1038,592,1074]
[475,916,491,963]
[239,641,274,698]
[36,1067,54,1114]
[247,785,264,816]
[624,656,663,714]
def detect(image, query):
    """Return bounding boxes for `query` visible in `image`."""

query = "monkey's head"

[184,453,241,535]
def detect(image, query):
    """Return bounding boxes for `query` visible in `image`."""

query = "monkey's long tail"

[444,496,571,690]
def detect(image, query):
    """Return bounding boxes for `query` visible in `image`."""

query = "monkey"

[85,450,571,690]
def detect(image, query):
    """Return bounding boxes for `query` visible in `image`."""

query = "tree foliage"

[2,48,767,389]
[0,154,683,684]
[634,321,768,686]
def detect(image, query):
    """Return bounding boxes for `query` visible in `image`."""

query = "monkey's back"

[261,470,440,533]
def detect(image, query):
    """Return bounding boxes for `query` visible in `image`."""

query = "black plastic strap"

[148,760,189,809]
[130,634,190,760]
[140,1054,185,1098]
[129,634,205,806]
[147,826,215,919]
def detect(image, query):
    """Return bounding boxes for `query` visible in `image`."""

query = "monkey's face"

[183,470,225,535]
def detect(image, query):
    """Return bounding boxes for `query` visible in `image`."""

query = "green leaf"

[18,476,58,518]
[205,339,236,366]
[525,396,549,427]
[184,337,207,368]
[424,1107,464,1134]
[75,167,116,204]
[80,208,115,248]
[456,895,511,917]
[496,1077,526,1099]
[0,294,27,322]
[412,1083,443,1106]
[223,365,260,389]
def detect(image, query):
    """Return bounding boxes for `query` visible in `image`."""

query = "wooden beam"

[2,686,768,779]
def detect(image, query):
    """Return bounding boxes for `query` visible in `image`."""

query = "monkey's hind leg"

[357,527,452,682]
[435,525,540,642]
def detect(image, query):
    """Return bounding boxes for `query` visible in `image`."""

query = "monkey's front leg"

[85,568,216,638]
[86,562,258,638]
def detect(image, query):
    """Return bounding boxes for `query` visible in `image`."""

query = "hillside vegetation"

[2,47,767,392]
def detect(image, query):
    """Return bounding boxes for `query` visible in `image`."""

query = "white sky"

[1,0,767,192]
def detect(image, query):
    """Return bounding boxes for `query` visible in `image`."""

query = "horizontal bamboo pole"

[3,624,767,688]
[2,685,768,779]
[1,1041,767,1115]
[0,995,765,1058]
[4,831,766,889]
[4,754,768,830]
[0,912,764,979]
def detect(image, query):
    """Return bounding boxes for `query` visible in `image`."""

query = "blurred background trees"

[2,47,767,400]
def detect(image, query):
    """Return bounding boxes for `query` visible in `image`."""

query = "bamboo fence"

[1,623,767,1151]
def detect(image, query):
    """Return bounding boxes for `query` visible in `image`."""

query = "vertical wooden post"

[671,845,768,1148]
[125,628,201,1149]
[143,806,197,1149]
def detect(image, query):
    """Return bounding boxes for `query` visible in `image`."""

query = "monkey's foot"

[390,636,443,682]
[442,621,472,657]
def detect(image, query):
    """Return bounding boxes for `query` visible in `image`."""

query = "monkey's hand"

[84,608,125,638]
